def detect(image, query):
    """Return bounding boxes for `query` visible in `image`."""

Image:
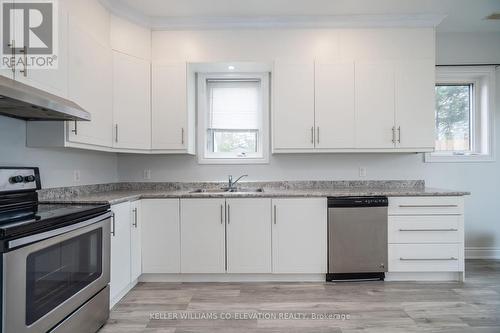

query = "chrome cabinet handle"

[273,205,277,225]
[71,121,78,135]
[310,127,314,144]
[400,257,458,261]
[399,228,458,232]
[115,124,119,142]
[111,213,116,236]
[397,126,401,143]
[181,128,185,145]
[227,204,230,224]
[19,46,27,77]
[317,127,320,144]
[399,205,458,208]
[220,204,224,224]
[392,126,396,144]
[132,208,138,228]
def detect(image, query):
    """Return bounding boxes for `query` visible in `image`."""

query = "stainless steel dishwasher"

[327,197,388,281]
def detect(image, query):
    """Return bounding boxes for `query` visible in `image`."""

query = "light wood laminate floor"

[101,260,500,332]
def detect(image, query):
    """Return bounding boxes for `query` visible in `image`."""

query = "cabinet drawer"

[388,244,461,272]
[389,197,463,215]
[388,216,462,244]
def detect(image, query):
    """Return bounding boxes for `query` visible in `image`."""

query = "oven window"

[25,229,103,325]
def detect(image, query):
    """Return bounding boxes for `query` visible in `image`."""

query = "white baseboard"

[385,272,463,282]
[465,247,500,259]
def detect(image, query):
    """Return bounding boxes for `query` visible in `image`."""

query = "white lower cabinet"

[130,200,142,281]
[226,198,272,273]
[387,196,465,279]
[388,244,461,272]
[110,200,142,306]
[180,199,226,273]
[110,202,131,303]
[271,198,327,274]
[141,199,181,273]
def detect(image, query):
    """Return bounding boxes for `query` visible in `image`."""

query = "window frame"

[425,66,496,163]
[197,72,270,164]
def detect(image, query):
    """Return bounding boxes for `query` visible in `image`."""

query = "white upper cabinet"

[395,59,436,149]
[13,3,68,97]
[273,60,315,150]
[152,62,193,152]
[110,15,151,60]
[180,199,226,273]
[112,51,151,150]
[226,198,272,273]
[66,17,113,147]
[355,61,396,149]
[315,61,356,149]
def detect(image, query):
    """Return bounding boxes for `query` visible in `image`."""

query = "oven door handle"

[8,211,113,249]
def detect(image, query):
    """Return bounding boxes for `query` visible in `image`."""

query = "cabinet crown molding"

[99,1,446,31]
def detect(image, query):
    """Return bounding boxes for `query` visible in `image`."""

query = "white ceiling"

[105,0,500,32]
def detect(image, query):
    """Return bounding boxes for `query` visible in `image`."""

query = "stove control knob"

[9,175,24,184]
[24,175,36,182]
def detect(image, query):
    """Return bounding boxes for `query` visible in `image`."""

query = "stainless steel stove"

[0,167,111,333]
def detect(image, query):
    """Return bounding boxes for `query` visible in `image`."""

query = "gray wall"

[0,116,118,188]
[117,31,500,256]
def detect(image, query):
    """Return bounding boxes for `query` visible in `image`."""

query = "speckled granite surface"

[38,181,470,205]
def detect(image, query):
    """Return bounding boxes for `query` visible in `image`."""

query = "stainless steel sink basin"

[189,188,264,194]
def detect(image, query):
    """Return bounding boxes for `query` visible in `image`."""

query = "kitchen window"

[426,66,496,162]
[197,73,270,164]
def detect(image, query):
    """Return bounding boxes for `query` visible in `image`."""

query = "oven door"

[2,212,111,333]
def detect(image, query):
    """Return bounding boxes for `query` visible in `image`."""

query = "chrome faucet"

[228,174,248,191]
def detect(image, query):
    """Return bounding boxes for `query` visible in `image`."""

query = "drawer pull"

[400,257,458,261]
[399,228,458,232]
[398,205,458,208]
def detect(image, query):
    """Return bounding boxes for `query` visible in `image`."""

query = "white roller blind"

[208,80,260,130]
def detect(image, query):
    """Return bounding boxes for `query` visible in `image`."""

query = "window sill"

[198,157,270,165]
[424,152,495,163]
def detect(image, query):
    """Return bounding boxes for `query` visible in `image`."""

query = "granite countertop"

[38,181,470,206]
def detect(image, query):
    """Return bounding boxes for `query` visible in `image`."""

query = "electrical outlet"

[143,169,151,180]
[359,167,367,178]
[73,170,81,182]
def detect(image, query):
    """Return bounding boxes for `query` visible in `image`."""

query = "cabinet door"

[110,202,131,301]
[67,17,113,147]
[0,5,14,81]
[141,199,181,273]
[112,51,151,149]
[272,198,327,273]
[273,60,315,150]
[151,62,187,150]
[226,198,272,273]
[130,200,142,281]
[315,61,356,148]
[180,199,225,273]
[14,3,68,97]
[355,62,395,149]
[395,59,435,149]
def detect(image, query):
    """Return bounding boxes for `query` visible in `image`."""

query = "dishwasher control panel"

[328,196,388,208]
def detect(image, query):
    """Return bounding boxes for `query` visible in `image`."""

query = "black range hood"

[0,75,90,121]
